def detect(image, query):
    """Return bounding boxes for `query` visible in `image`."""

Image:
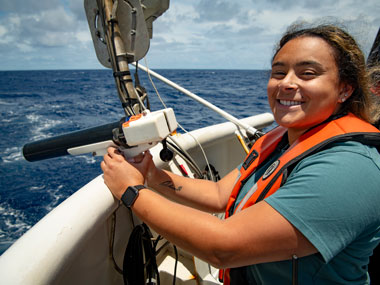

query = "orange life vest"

[220,113,380,284]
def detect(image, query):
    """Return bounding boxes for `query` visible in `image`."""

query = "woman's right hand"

[126,150,158,186]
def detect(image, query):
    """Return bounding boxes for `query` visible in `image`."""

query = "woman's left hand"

[101,147,145,199]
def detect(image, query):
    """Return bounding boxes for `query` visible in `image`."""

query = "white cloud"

[67,0,87,20]
[0,0,379,70]
[160,0,380,68]
[15,42,35,53]
[0,0,61,13]
[75,30,92,44]
[195,0,241,22]
[0,25,6,37]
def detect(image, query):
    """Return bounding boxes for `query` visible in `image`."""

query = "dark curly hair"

[272,23,374,123]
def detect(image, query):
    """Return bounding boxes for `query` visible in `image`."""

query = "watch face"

[121,186,139,207]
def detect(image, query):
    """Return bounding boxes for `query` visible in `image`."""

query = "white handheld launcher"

[23,108,178,162]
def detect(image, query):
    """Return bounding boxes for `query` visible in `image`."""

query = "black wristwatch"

[121,185,146,208]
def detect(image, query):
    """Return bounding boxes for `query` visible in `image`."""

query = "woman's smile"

[277,99,304,107]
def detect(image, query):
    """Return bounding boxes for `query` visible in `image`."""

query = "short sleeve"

[265,142,380,262]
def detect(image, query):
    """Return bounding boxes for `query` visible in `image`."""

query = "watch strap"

[121,185,146,208]
[133,185,146,191]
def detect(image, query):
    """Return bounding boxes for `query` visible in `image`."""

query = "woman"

[101,24,380,284]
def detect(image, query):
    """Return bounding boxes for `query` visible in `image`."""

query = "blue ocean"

[0,69,272,254]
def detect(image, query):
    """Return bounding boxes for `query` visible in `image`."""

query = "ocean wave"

[78,155,98,164]
[0,99,16,105]
[29,185,47,191]
[0,202,31,241]
[25,114,64,141]
[44,185,67,212]
[0,91,44,99]
[1,147,23,163]
[25,114,41,123]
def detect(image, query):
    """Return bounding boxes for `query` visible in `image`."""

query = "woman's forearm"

[146,167,228,213]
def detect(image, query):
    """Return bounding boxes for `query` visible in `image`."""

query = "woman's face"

[267,36,349,141]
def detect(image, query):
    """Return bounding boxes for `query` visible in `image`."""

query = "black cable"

[166,140,203,178]
[109,18,134,115]
[123,223,160,285]
[153,234,162,250]
[110,211,123,274]
[292,255,298,285]
[173,245,178,285]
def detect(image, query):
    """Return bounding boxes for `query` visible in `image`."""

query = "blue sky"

[0,0,379,70]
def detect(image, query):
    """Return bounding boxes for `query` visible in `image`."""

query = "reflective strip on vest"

[234,183,258,214]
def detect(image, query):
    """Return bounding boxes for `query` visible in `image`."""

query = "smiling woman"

[101,23,380,284]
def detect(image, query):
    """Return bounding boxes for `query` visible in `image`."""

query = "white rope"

[132,62,259,136]
[140,58,215,181]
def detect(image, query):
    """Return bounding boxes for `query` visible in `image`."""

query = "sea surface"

[0,69,272,254]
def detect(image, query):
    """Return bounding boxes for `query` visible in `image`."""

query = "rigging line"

[173,245,178,285]
[133,62,260,137]
[166,138,203,178]
[170,129,214,181]
[143,57,168,109]
[142,57,214,181]
[133,82,148,111]
[109,210,123,274]
[132,64,149,112]
[166,139,203,175]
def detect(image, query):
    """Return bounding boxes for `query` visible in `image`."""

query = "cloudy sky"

[0,0,379,70]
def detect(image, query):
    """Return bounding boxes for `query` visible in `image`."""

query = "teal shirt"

[233,141,380,284]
